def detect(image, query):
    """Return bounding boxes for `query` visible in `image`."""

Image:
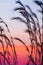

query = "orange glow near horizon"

[0,44,41,65]
[0,44,41,56]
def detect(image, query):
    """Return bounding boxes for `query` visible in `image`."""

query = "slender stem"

[41,7,43,65]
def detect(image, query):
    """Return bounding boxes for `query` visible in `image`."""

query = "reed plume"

[0,18,18,65]
[12,0,43,65]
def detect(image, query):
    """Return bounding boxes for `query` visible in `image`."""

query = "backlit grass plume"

[0,18,18,65]
[12,0,43,65]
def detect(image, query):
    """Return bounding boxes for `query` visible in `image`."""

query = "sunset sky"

[0,0,42,65]
[0,0,42,45]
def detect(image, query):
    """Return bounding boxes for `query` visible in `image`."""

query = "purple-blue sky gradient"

[0,0,42,44]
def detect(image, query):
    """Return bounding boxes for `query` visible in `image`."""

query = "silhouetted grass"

[0,52,10,65]
[12,0,43,65]
[0,0,43,65]
[0,18,18,65]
